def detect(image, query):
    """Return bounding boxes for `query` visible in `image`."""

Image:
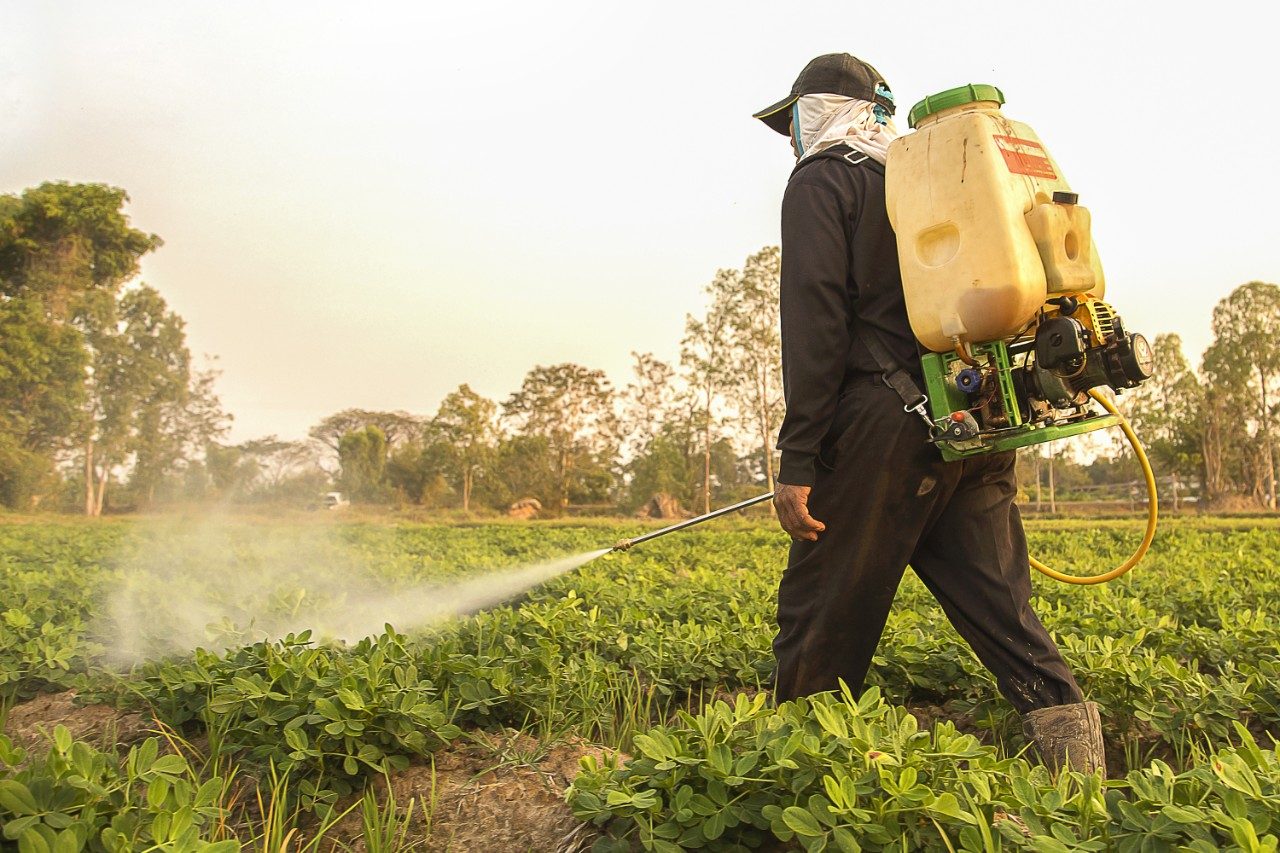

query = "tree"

[239,437,319,492]
[0,182,166,512]
[83,286,207,513]
[503,364,618,511]
[433,384,497,512]
[309,409,424,469]
[120,288,201,508]
[0,182,162,324]
[310,409,423,453]
[204,436,322,503]
[386,429,453,506]
[683,248,785,510]
[1201,282,1280,507]
[205,442,259,498]
[717,247,784,501]
[681,295,734,513]
[338,426,390,502]
[619,353,695,509]
[619,353,679,458]
[0,295,86,508]
[1122,334,1204,505]
[483,435,560,509]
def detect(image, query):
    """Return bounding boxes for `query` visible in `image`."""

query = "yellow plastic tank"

[885,84,1104,353]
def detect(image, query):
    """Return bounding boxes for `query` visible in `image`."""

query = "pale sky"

[3,1,1276,442]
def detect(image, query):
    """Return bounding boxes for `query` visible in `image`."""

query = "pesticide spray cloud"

[98,517,609,665]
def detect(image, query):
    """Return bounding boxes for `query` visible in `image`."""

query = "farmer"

[754,53,1105,774]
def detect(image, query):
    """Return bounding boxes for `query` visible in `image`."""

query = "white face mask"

[792,94,900,164]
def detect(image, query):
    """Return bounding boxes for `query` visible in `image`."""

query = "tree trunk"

[462,468,472,512]
[1260,367,1276,509]
[1201,411,1222,500]
[84,440,95,516]
[702,377,712,515]
[93,467,109,516]
[759,394,776,515]
[558,448,569,511]
[1268,435,1277,510]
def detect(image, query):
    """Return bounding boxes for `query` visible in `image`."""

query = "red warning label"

[993,135,1057,179]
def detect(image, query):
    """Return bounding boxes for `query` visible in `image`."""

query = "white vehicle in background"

[321,491,350,510]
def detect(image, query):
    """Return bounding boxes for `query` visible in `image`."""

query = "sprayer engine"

[923,296,1154,461]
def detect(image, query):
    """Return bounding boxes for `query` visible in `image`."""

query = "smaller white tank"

[885,84,1104,353]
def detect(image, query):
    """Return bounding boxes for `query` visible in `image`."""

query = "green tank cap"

[908,84,1006,129]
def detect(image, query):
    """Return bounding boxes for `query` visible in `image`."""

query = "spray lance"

[611,492,776,553]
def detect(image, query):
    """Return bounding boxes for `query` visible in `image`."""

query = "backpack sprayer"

[615,85,1158,585]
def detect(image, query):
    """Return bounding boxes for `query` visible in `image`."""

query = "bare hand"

[774,483,826,542]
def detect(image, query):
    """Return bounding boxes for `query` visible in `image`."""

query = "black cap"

[753,53,895,136]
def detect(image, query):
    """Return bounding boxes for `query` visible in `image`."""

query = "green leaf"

[204,842,243,853]
[150,754,188,776]
[783,806,824,838]
[52,726,72,755]
[1229,817,1260,850]
[336,688,366,710]
[17,828,52,853]
[195,778,222,809]
[832,827,862,853]
[708,743,732,775]
[1161,804,1205,824]
[51,830,80,853]
[702,810,725,841]
[926,792,977,825]
[1213,755,1263,797]
[0,780,39,816]
[3,816,40,840]
[148,777,172,809]
[632,734,669,763]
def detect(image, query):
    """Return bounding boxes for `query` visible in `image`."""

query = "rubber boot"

[1021,700,1106,775]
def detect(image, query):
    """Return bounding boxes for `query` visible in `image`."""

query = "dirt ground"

[3,690,158,760]
[324,730,621,853]
[5,688,1148,846]
[4,691,621,852]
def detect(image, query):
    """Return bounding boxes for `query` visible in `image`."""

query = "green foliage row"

[570,688,1280,852]
[0,728,233,853]
[133,631,459,814]
[1,518,1279,841]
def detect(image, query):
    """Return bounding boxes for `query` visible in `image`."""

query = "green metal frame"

[921,341,1121,462]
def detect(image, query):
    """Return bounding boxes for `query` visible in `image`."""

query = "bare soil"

[3,690,157,760]
[324,730,622,853]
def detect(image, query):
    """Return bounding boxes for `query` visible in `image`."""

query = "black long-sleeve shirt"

[776,144,921,487]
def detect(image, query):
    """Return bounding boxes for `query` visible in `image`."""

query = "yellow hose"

[1029,389,1158,585]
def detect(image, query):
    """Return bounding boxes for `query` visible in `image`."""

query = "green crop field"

[1,517,1278,851]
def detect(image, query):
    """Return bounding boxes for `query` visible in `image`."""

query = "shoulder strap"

[789,144,886,179]
[789,145,935,433]
[857,325,936,432]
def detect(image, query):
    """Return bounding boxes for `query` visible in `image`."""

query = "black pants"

[773,380,1082,714]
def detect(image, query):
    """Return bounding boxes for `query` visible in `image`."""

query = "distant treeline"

[1,181,1275,515]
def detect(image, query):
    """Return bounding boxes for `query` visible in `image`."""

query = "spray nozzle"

[612,538,634,552]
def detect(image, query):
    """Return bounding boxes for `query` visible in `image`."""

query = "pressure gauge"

[1129,334,1155,382]
[1114,333,1155,386]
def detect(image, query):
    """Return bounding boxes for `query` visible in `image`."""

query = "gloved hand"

[774,483,826,542]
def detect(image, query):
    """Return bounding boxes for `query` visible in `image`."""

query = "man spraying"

[753,53,1105,774]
